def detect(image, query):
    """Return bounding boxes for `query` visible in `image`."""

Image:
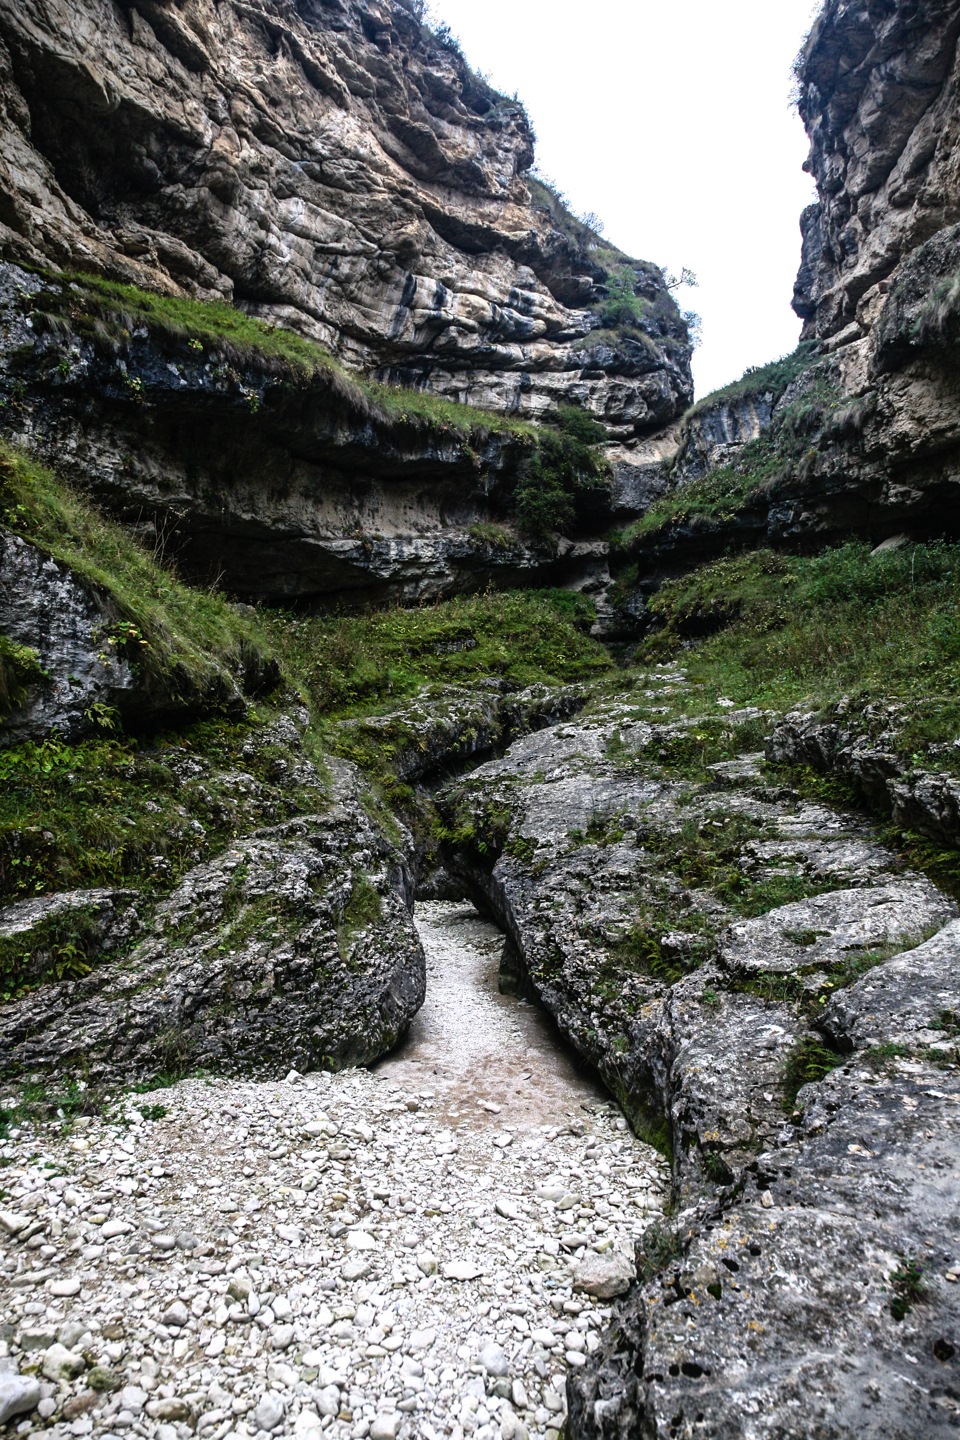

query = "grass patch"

[634,810,840,918]
[264,588,609,721]
[633,543,960,730]
[737,938,930,1018]
[683,343,818,421]
[0,715,322,905]
[637,1219,686,1279]
[782,1035,845,1109]
[0,441,272,709]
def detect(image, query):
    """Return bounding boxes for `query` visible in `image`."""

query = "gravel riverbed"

[0,904,668,1440]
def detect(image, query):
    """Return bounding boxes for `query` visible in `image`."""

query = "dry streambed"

[0,903,668,1440]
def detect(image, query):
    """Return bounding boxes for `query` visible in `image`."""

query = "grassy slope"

[0,445,611,931]
[636,542,960,746]
[31,272,537,444]
[0,442,268,703]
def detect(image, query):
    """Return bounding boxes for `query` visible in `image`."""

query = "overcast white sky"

[427,0,822,398]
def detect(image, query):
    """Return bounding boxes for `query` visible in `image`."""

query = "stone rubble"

[0,904,668,1440]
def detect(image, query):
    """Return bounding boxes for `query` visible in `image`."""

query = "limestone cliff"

[0,0,690,436]
[794,0,960,349]
[603,0,960,632]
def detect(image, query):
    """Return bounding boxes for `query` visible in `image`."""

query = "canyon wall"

[0,0,690,435]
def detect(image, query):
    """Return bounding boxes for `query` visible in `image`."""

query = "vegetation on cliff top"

[27,271,538,445]
[22,271,614,540]
[682,342,818,422]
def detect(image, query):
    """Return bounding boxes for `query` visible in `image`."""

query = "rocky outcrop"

[0,260,632,604]
[0,525,260,742]
[0,0,691,434]
[602,2,960,624]
[437,670,960,1437]
[0,747,424,1081]
[794,0,960,348]
[769,699,960,848]
[668,391,775,482]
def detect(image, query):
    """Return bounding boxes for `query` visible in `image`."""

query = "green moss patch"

[266,588,609,721]
[0,636,46,714]
[0,442,272,708]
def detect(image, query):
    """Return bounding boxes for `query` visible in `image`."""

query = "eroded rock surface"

[436,667,960,1437]
[0,743,424,1083]
[0,0,690,432]
[795,0,960,347]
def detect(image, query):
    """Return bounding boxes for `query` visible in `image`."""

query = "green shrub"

[513,405,610,540]
[598,263,650,328]
[782,1035,845,1109]
[0,636,46,714]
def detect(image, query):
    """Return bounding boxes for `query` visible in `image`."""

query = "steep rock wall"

[794,0,960,349]
[0,0,691,436]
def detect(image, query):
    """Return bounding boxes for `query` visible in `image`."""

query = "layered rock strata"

[0,258,631,605]
[438,669,960,1437]
[0,0,690,434]
[795,0,960,349]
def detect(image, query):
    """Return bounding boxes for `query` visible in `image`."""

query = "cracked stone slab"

[718,880,957,976]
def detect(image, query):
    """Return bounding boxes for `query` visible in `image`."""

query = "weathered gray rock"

[794,0,960,347]
[671,389,775,481]
[822,917,960,1051]
[0,755,424,1082]
[0,263,616,606]
[769,702,960,848]
[0,1371,41,1425]
[718,880,955,977]
[436,684,960,1438]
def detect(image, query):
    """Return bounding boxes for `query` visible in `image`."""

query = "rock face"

[769,699,960,848]
[604,3,960,625]
[0,745,424,1082]
[0,0,690,434]
[0,255,643,606]
[795,0,960,348]
[438,669,960,1438]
